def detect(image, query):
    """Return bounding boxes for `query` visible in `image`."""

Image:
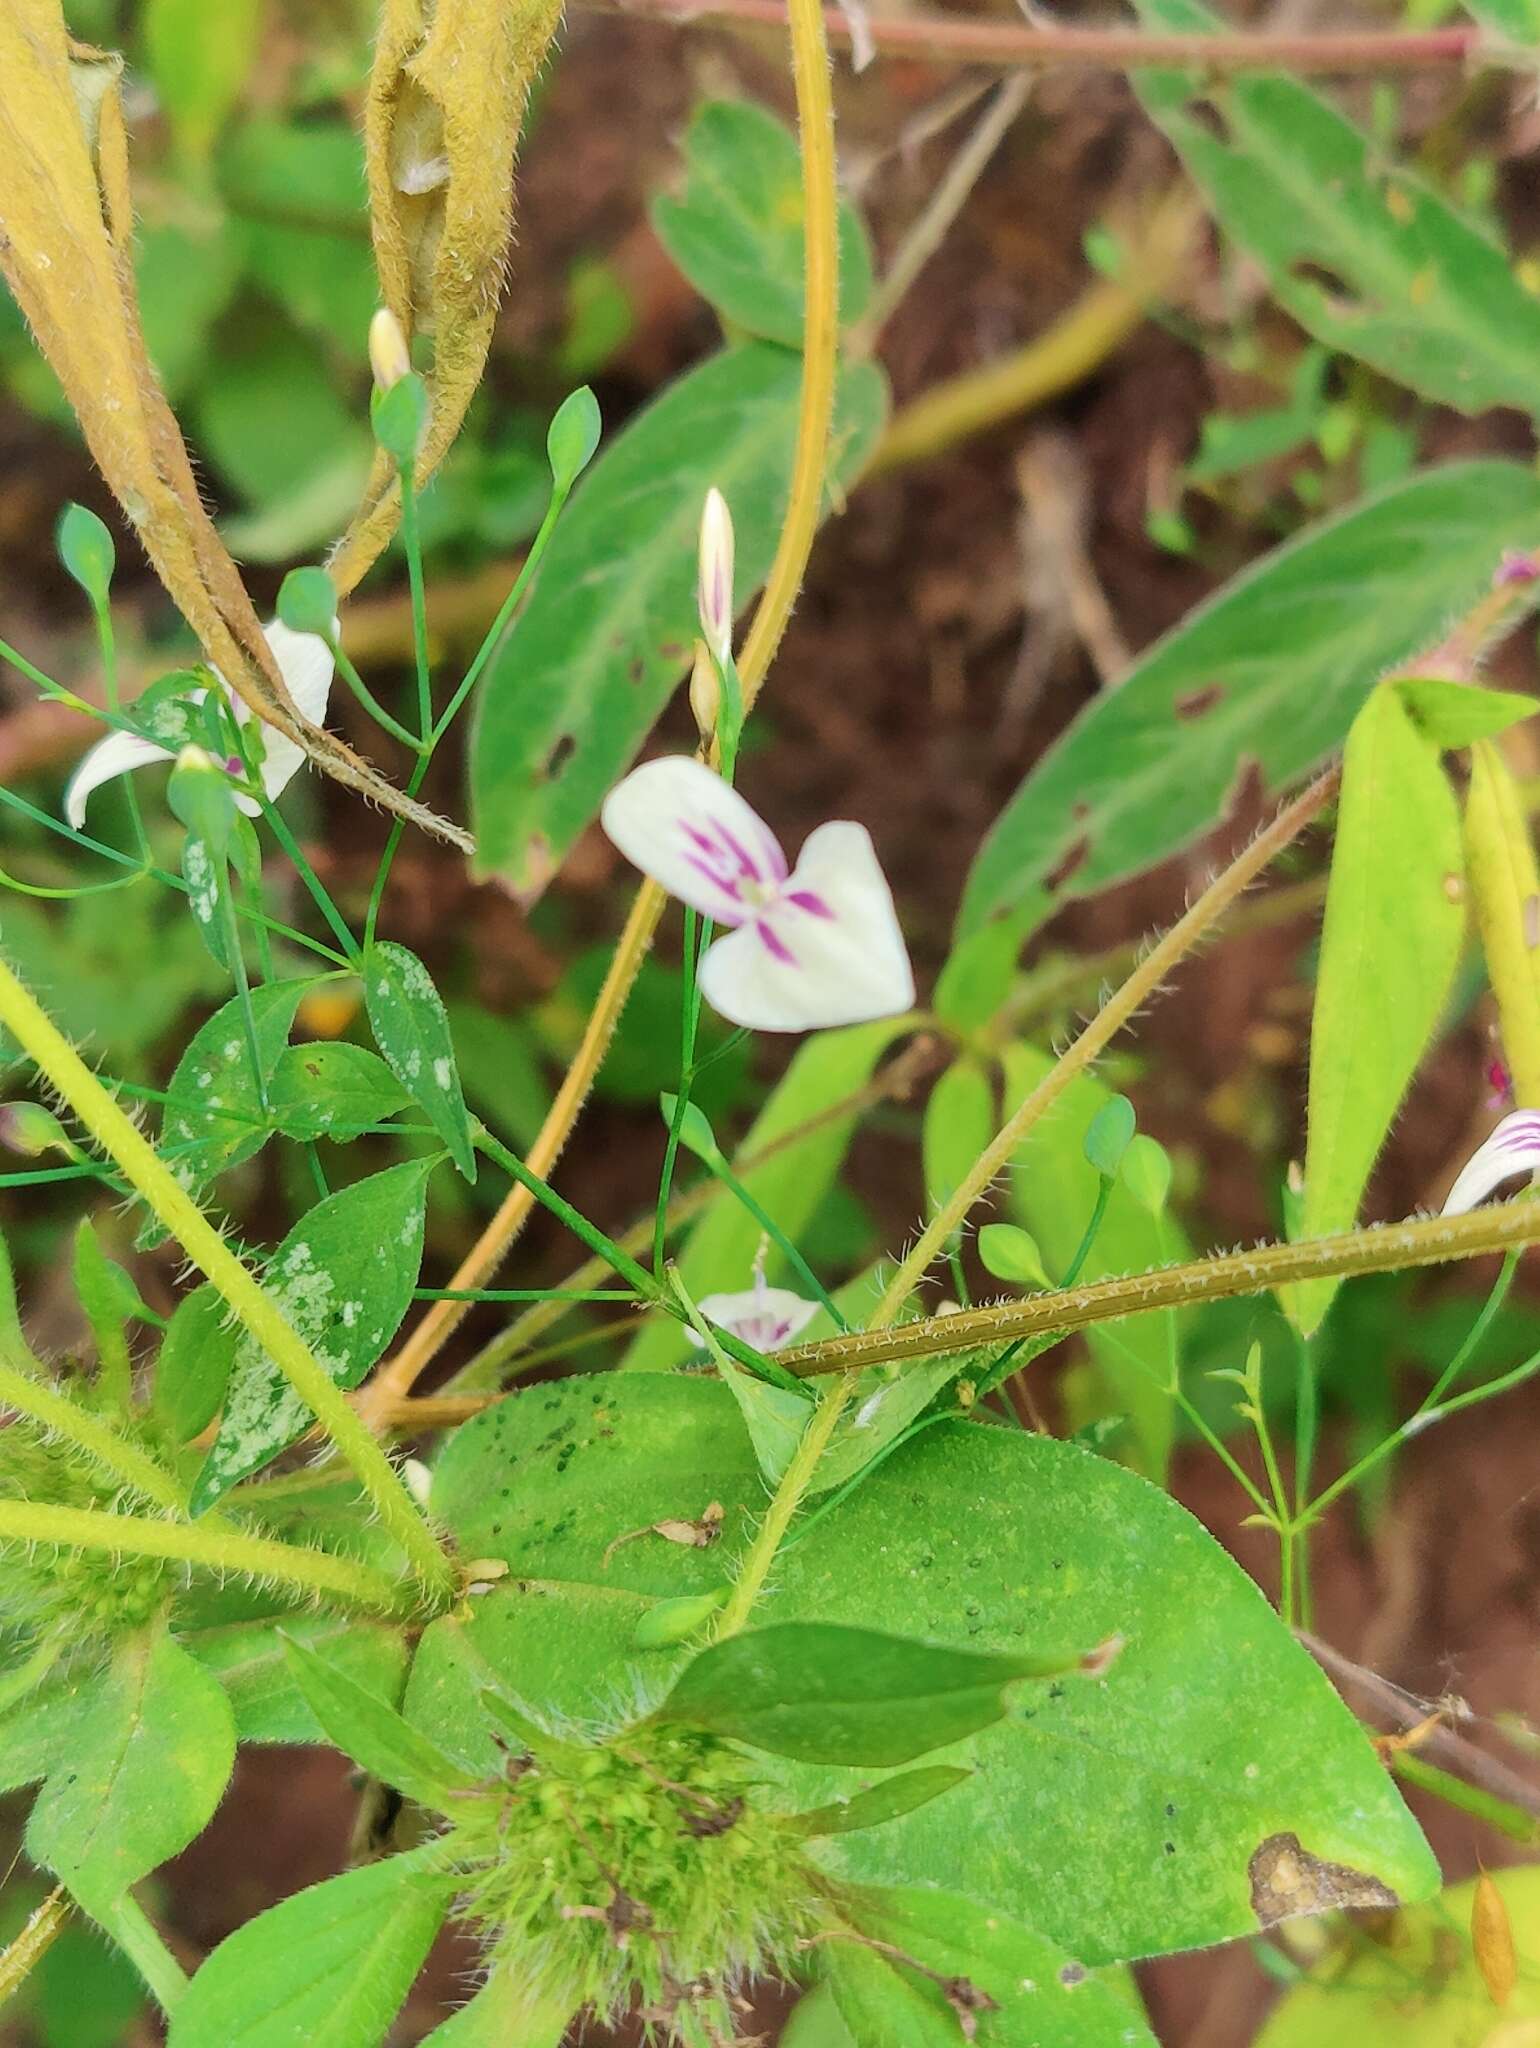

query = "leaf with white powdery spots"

[364,941,477,1180]
[189,1158,434,1511]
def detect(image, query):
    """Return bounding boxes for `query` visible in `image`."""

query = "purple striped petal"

[601,757,788,925]
[1441,1111,1540,1215]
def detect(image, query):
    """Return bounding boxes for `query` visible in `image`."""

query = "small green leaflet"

[652,99,874,347]
[187,1615,411,1746]
[657,1621,1067,1765]
[470,341,888,893]
[189,1159,434,1511]
[957,461,1540,939]
[789,1764,972,1838]
[1394,676,1538,750]
[143,0,262,163]
[166,1850,456,2048]
[1284,688,1465,1334]
[25,1626,236,1917]
[417,1974,573,2047]
[267,1041,410,1141]
[156,978,314,1196]
[364,942,476,1179]
[280,1636,477,1809]
[152,1284,237,1443]
[1135,0,1540,419]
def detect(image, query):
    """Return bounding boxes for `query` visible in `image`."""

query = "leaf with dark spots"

[1175,683,1225,720]
[1248,1832,1399,1928]
[1044,835,1091,894]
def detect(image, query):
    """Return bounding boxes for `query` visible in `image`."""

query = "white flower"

[687,1271,820,1353]
[1442,1110,1540,1215]
[65,617,335,831]
[600,756,914,1033]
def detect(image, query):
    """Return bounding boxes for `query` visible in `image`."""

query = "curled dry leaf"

[0,0,471,851]
[330,0,564,595]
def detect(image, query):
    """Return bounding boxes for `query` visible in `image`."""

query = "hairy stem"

[717,1377,854,1637]
[0,952,452,1604]
[781,1198,1540,1378]
[0,1359,184,1512]
[0,1498,406,1612]
[0,1889,69,2008]
[869,771,1338,1330]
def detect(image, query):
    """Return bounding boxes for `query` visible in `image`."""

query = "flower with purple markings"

[600,755,914,1033]
[65,617,335,830]
[687,1267,819,1354]
[1442,1109,1540,1215]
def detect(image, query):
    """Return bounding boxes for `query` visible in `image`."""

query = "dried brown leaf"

[0,0,470,850]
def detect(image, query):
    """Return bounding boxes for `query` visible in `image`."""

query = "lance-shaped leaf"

[166,1849,456,2048]
[0,2,466,848]
[188,1615,411,1746]
[789,1764,972,1838]
[189,1158,434,1510]
[1135,0,1540,418]
[1284,687,1465,1334]
[419,1975,574,2047]
[280,1634,477,1809]
[331,0,564,594]
[26,1626,236,1917]
[471,342,888,894]
[958,460,1540,940]
[656,1621,1073,1765]
[364,941,477,1179]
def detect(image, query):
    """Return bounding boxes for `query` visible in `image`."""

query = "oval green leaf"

[364,942,476,1180]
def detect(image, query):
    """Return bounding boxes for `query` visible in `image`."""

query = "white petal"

[64,727,174,829]
[697,820,914,1033]
[600,757,788,925]
[694,1286,821,1352]
[1442,1111,1540,1215]
[251,616,336,802]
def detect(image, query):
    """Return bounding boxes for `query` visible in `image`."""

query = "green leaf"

[623,1018,909,1372]
[977,1224,1051,1289]
[29,1905,145,2048]
[659,1622,1069,1765]
[470,342,888,892]
[1467,0,1540,41]
[142,0,262,162]
[718,1360,813,1484]
[166,1850,455,2048]
[152,1283,237,1443]
[444,1000,551,1149]
[652,100,874,347]
[156,978,313,1200]
[659,1090,720,1163]
[72,1218,134,1401]
[189,1158,434,1510]
[1255,1864,1540,2047]
[364,942,476,1181]
[789,1764,972,1838]
[218,118,377,356]
[26,1628,236,1917]
[57,502,114,600]
[279,1635,476,1808]
[1394,675,1538,748]
[1134,0,1540,416]
[1285,688,1464,1334]
[185,1615,410,1746]
[266,1042,411,1142]
[1005,1045,1187,1480]
[810,1352,975,1497]
[823,1940,958,2048]
[1083,1095,1136,1180]
[920,1058,994,1212]
[416,1375,1435,1962]
[832,1885,1158,2047]
[783,1985,857,2048]
[957,461,1540,939]
[631,1585,731,1649]
[546,385,601,491]
[0,1660,111,1795]
[418,1973,573,2047]
[1121,1134,1173,1217]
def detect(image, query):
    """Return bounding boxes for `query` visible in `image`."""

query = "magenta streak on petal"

[756,919,797,966]
[785,889,835,919]
[680,852,748,925]
[709,818,770,883]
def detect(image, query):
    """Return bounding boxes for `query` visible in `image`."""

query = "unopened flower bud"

[688,640,720,749]
[368,307,412,392]
[696,486,735,665]
[0,1101,73,1158]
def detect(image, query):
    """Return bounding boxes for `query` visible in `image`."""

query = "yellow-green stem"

[870,771,1338,1330]
[782,1196,1540,1378]
[717,1378,854,1637]
[0,951,453,1605]
[0,1497,406,1612]
[0,1358,184,1513]
[0,1890,69,2007]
